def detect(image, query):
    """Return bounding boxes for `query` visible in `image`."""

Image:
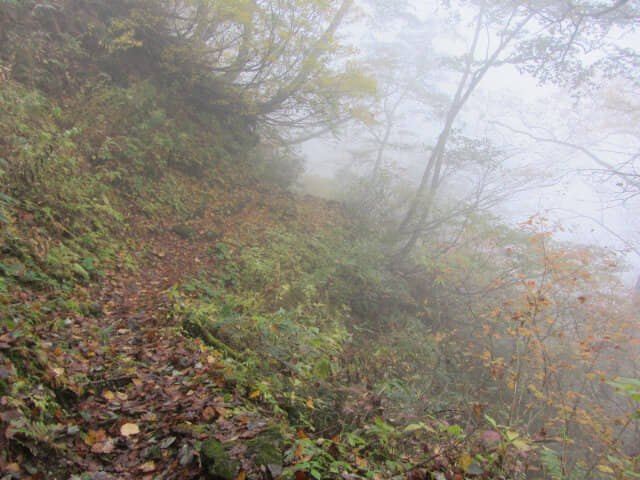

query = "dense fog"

[1,1,640,478]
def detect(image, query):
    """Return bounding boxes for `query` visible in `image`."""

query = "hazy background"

[300,0,640,285]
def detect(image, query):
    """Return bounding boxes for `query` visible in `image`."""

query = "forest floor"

[1,183,332,479]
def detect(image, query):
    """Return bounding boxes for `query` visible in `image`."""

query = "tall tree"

[104,0,375,141]
[395,0,640,257]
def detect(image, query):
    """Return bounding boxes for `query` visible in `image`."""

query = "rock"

[87,302,103,317]
[203,230,220,242]
[200,438,240,480]
[246,425,284,476]
[71,262,90,281]
[171,224,197,240]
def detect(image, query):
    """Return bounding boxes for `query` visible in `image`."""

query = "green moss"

[171,223,198,240]
[246,426,284,467]
[200,438,240,480]
[71,263,90,282]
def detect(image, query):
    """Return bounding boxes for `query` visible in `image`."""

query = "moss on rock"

[200,438,240,480]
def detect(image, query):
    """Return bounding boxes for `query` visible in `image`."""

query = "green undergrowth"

[0,81,127,328]
[0,2,552,477]
[167,222,532,478]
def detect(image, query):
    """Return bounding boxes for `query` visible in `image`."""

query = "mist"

[2,0,640,478]
[301,0,640,283]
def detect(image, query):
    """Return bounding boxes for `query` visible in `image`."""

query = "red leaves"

[480,430,501,447]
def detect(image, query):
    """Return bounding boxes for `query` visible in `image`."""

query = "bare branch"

[493,121,640,192]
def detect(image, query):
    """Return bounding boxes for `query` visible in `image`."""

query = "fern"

[9,415,65,451]
[541,447,564,480]
[0,191,14,224]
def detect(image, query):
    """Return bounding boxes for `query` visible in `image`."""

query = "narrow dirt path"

[10,185,351,478]
[29,212,269,479]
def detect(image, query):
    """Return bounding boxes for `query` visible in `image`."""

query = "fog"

[300,0,640,284]
[4,0,640,478]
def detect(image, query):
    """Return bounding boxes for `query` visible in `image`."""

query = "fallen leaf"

[249,390,261,399]
[120,423,140,437]
[139,461,155,472]
[458,453,473,470]
[160,436,176,449]
[203,405,217,421]
[597,465,614,474]
[355,456,368,468]
[234,471,246,480]
[92,440,115,454]
[215,406,229,417]
[85,429,107,446]
[236,413,249,424]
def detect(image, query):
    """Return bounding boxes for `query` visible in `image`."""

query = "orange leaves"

[103,390,129,402]
[248,390,261,400]
[202,404,228,421]
[354,456,369,469]
[202,405,218,422]
[84,429,107,446]
[457,453,473,470]
[85,429,116,454]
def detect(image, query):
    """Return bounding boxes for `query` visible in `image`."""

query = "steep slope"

[0,170,354,478]
[7,2,639,480]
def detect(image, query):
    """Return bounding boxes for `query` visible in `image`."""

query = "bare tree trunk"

[371,87,409,182]
[395,3,534,258]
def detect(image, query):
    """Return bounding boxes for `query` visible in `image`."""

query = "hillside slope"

[0,6,429,472]
[3,2,640,479]
[0,164,372,478]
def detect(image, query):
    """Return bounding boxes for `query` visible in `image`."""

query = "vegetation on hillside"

[1,1,639,479]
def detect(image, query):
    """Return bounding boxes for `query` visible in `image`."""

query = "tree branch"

[257,0,353,115]
[493,121,640,191]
